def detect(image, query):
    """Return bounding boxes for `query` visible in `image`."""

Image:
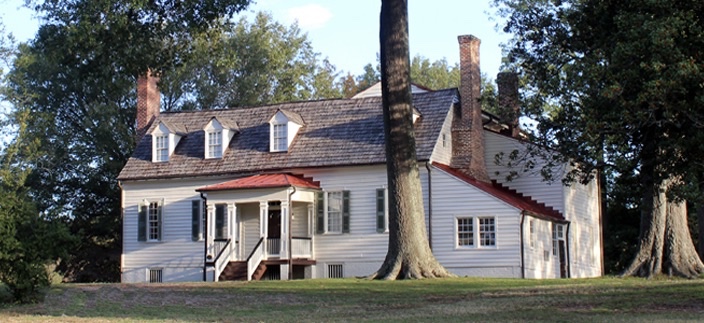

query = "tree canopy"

[495,0,704,277]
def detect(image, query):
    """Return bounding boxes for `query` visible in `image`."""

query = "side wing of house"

[483,130,603,278]
[121,178,215,283]
[428,166,523,278]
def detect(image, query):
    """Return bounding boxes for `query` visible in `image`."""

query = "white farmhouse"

[118,35,602,283]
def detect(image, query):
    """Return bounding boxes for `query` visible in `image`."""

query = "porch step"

[218,261,269,281]
[219,261,248,281]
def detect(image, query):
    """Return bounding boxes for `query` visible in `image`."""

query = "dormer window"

[269,109,304,153]
[155,135,169,162]
[203,117,239,159]
[150,121,184,163]
[207,130,222,158]
[273,123,288,151]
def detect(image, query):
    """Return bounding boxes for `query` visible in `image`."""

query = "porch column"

[281,200,290,281]
[259,201,268,238]
[308,204,315,259]
[229,203,237,259]
[206,203,215,259]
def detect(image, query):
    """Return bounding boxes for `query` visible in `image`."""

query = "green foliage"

[0,0,254,283]
[410,55,460,90]
[160,12,342,110]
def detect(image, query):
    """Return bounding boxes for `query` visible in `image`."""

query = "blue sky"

[1,0,510,79]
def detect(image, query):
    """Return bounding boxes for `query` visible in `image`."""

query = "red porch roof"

[197,173,320,192]
[432,162,565,222]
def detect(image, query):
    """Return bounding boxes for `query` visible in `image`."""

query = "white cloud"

[287,4,333,30]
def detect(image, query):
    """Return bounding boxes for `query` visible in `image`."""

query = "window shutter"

[376,189,385,233]
[316,192,324,234]
[342,190,350,233]
[215,204,225,239]
[157,203,163,241]
[138,205,147,241]
[191,200,200,241]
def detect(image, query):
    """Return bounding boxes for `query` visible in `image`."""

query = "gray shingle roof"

[117,89,457,181]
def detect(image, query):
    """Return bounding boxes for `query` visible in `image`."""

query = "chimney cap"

[458,34,481,44]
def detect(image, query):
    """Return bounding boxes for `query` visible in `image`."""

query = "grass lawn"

[1,277,703,322]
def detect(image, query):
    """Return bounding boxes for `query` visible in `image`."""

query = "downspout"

[200,192,208,281]
[519,211,526,279]
[425,162,433,251]
[118,180,124,281]
[566,222,572,278]
[288,186,296,280]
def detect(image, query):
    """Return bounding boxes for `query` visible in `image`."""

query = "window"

[479,217,496,246]
[192,200,202,241]
[215,204,227,239]
[442,133,447,148]
[552,223,564,256]
[273,123,287,151]
[328,264,344,278]
[155,135,168,162]
[207,130,222,158]
[138,200,162,242]
[148,268,163,283]
[457,218,474,247]
[456,216,496,248]
[316,191,350,234]
[376,188,388,233]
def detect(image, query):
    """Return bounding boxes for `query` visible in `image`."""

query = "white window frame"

[207,130,223,158]
[148,201,161,242]
[456,217,474,247]
[326,191,343,233]
[552,223,565,256]
[455,216,497,249]
[272,123,288,152]
[155,135,169,162]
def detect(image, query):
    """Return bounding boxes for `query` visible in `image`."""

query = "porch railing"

[208,239,232,282]
[291,237,312,258]
[266,237,280,256]
[247,237,265,281]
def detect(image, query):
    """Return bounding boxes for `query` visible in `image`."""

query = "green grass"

[1,277,703,322]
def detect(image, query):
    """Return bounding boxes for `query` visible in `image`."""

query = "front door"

[267,210,281,255]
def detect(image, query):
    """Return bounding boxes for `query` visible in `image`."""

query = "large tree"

[496,0,704,277]
[369,0,452,279]
[2,0,254,282]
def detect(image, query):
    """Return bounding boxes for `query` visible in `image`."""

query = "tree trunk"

[368,0,452,280]
[622,178,704,278]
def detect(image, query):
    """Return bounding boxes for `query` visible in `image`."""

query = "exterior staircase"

[218,261,267,281]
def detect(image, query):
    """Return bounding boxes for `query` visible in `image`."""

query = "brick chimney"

[497,72,521,138]
[452,35,490,182]
[136,70,160,140]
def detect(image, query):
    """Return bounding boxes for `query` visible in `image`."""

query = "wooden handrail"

[246,237,264,262]
[206,239,231,266]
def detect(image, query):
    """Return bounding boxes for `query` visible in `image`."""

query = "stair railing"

[246,237,265,281]
[210,239,232,282]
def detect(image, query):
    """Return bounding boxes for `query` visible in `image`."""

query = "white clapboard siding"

[122,178,222,282]
[484,131,565,213]
[238,202,261,260]
[523,217,559,279]
[563,178,602,277]
[429,109,454,165]
[294,165,392,266]
[291,203,309,237]
[429,166,522,277]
